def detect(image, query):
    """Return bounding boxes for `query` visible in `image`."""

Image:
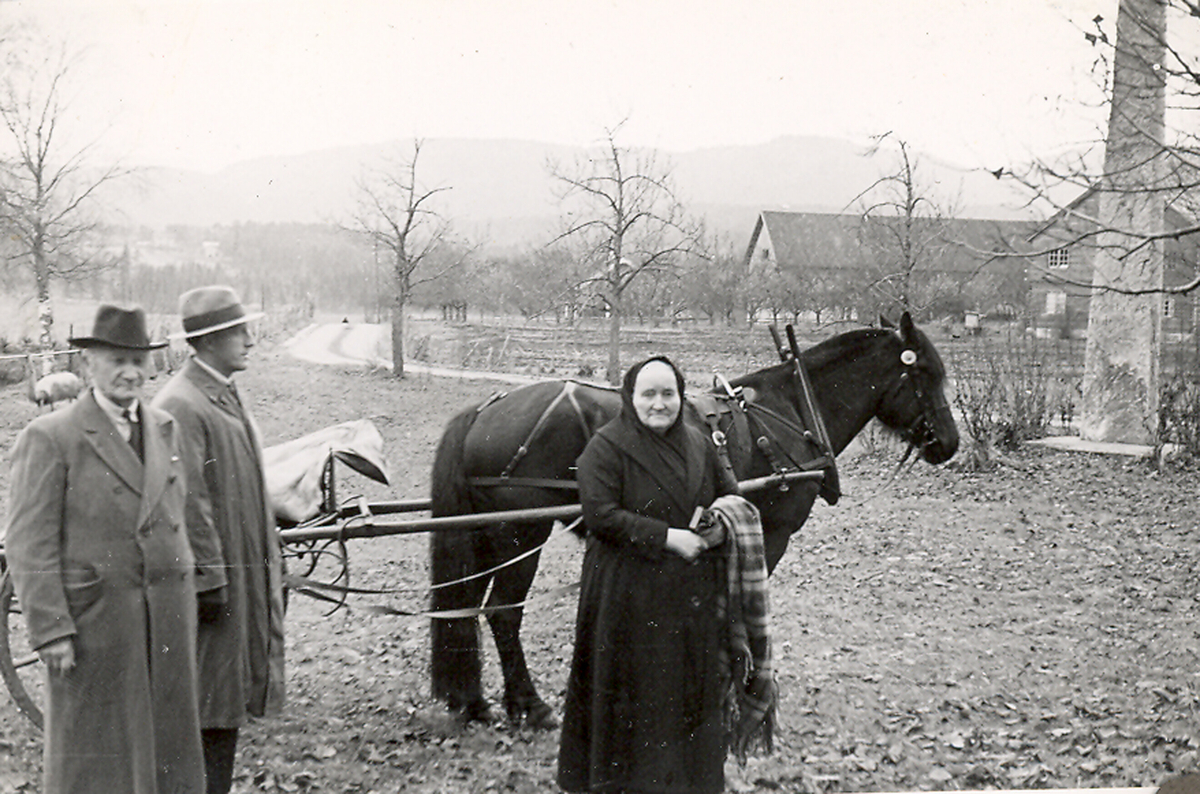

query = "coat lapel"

[682,423,708,509]
[136,409,174,529]
[184,358,246,422]
[77,392,144,495]
[618,423,710,517]
[183,358,264,463]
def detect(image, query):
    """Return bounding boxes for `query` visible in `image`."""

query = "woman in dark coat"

[558,356,738,794]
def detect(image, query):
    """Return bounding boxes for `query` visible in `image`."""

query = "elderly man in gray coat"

[5,304,205,794]
[152,286,285,794]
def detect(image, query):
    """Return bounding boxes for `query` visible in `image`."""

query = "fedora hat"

[172,285,265,340]
[68,305,167,350]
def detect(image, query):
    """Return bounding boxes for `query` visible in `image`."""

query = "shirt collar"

[93,388,139,427]
[192,354,233,387]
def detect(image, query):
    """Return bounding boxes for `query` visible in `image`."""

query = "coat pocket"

[61,568,104,616]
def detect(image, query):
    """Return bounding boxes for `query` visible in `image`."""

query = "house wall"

[1029,238,1198,340]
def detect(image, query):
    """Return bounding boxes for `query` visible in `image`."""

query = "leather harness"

[466,364,840,504]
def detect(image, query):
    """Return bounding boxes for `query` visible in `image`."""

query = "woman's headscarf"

[599,355,693,499]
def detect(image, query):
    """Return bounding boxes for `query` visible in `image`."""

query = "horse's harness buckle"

[714,372,746,410]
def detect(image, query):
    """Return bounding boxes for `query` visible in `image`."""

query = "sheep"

[30,370,84,409]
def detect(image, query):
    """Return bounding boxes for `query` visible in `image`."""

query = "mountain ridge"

[107,135,1038,249]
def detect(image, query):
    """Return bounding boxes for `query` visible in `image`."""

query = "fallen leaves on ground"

[1,342,1197,793]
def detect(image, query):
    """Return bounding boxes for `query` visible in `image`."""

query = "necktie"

[124,406,144,462]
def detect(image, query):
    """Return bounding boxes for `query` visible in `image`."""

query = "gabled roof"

[1029,185,1198,244]
[744,211,861,270]
[744,210,1035,274]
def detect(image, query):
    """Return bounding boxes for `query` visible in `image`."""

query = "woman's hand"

[665,528,707,562]
[38,637,76,676]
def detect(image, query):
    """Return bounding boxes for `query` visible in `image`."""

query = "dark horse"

[429,313,958,728]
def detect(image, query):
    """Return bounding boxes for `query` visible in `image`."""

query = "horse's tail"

[428,406,485,710]
[430,405,477,519]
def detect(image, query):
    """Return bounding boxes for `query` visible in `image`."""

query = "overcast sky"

[7,0,1119,173]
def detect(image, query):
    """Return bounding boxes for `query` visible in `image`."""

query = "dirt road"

[284,322,543,385]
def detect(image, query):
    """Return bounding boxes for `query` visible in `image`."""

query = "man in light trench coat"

[5,304,206,794]
[152,286,285,794]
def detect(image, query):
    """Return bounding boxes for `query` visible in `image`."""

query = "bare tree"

[854,136,968,318]
[484,245,594,323]
[0,30,128,348]
[347,140,467,377]
[680,233,745,326]
[1003,0,1200,294]
[548,123,698,383]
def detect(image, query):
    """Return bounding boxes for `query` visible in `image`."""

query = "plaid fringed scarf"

[698,494,777,764]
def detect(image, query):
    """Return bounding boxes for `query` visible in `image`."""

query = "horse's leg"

[430,529,495,723]
[483,521,557,729]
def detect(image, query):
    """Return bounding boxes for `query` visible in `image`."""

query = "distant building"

[1027,188,1200,340]
[743,210,1034,322]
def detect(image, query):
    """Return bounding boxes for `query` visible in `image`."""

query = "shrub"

[1159,376,1200,459]
[949,327,1081,468]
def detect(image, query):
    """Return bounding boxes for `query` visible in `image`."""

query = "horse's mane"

[804,323,945,383]
[803,327,895,371]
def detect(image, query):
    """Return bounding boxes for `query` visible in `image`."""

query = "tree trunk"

[391,296,406,378]
[606,303,621,385]
[1080,0,1166,444]
[35,261,54,350]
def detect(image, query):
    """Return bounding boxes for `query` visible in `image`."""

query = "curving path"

[283,323,541,385]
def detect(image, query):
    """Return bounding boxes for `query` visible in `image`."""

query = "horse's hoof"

[510,701,558,731]
[464,699,498,725]
[527,702,558,730]
[449,697,497,726]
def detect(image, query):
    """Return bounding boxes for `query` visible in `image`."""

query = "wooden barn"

[742,210,1034,322]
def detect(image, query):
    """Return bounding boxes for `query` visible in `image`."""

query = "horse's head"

[873,312,959,464]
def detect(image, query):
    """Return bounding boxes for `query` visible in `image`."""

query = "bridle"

[882,343,953,468]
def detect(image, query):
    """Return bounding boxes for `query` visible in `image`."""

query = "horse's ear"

[879,314,895,330]
[899,311,916,342]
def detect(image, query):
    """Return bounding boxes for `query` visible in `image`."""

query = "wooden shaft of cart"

[279,469,825,544]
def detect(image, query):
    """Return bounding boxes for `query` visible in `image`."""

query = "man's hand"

[38,637,75,676]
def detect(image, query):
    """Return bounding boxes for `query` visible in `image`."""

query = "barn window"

[1164,297,1175,319]
[1045,291,1067,315]
[1048,248,1070,269]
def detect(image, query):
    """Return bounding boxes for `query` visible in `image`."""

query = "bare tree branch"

[343,139,472,377]
[992,0,1200,302]
[547,120,699,382]
[0,30,130,347]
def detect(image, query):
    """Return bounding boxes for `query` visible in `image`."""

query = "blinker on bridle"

[890,345,941,468]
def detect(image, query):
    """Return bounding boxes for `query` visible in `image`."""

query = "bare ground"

[1,331,1198,794]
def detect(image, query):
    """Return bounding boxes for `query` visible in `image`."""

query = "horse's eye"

[900,350,918,366]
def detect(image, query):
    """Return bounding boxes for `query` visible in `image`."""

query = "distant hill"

[106,135,1038,251]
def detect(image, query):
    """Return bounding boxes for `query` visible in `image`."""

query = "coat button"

[690,595,702,608]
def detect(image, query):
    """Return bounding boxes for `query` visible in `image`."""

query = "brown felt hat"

[68,304,167,350]
[171,285,265,340]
